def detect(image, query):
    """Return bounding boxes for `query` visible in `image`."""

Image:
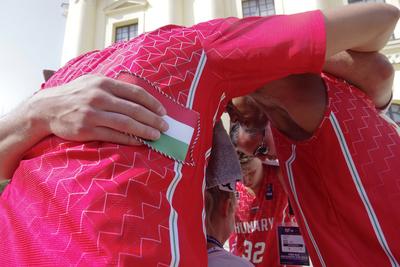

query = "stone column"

[61,0,97,64]
[144,0,183,31]
[193,0,225,24]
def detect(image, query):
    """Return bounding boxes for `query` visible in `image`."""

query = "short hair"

[204,186,235,232]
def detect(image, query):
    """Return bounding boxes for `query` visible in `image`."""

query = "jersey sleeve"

[199,11,326,99]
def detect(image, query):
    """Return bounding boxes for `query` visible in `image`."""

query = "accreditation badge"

[277,225,310,266]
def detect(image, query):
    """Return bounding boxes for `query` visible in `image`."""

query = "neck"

[207,235,224,249]
[206,224,226,249]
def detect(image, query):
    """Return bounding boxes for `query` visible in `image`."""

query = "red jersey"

[0,12,325,266]
[229,165,297,266]
[272,74,400,267]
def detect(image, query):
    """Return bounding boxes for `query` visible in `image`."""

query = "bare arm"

[324,51,394,108]
[0,75,169,180]
[251,51,395,138]
[324,3,399,58]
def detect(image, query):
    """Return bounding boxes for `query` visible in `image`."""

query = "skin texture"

[240,156,265,195]
[0,75,168,180]
[230,2,399,155]
[231,50,396,155]
[231,120,277,162]
[253,52,395,134]
[205,187,237,246]
[323,51,394,108]
[0,3,398,180]
[324,3,399,58]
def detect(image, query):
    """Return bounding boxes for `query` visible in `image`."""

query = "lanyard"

[206,235,223,248]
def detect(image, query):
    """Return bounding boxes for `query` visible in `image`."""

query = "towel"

[206,121,242,192]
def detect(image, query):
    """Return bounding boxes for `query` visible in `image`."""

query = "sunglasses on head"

[252,128,269,157]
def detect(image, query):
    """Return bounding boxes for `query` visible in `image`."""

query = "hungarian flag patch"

[116,71,200,165]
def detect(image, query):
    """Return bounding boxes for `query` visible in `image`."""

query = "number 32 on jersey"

[242,240,266,264]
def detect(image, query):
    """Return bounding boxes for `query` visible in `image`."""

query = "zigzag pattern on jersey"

[231,166,296,267]
[327,77,400,196]
[2,137,174,265]
[234,167,292,228]
[45,26,205,106]
[2,24,222,265]
[3,17,265,265]
[326,76,400,256]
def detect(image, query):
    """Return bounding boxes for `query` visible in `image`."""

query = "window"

[242,0,275,17]
[115,23,138,43]
[387,103,400,126]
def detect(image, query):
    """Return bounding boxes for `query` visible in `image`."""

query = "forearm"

[0,74,170,179]
[324,3,400,58]
[0,97,50,180]
[323,51,394,108]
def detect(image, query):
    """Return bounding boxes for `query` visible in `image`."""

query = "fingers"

[62,75,169,143]
[98,77,167,116]
[97,94,168,133]
[91,109,163,141]
[88,127,143,146]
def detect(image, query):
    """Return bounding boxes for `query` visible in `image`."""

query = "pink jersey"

[0,12,325,266]
[229,165,297,266]
[272,74,400,267]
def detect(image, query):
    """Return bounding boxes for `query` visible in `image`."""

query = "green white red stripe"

[116,72,199,162]
[147,115,195,161]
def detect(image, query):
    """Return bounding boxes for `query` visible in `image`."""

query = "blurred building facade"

[61,0,400,124]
